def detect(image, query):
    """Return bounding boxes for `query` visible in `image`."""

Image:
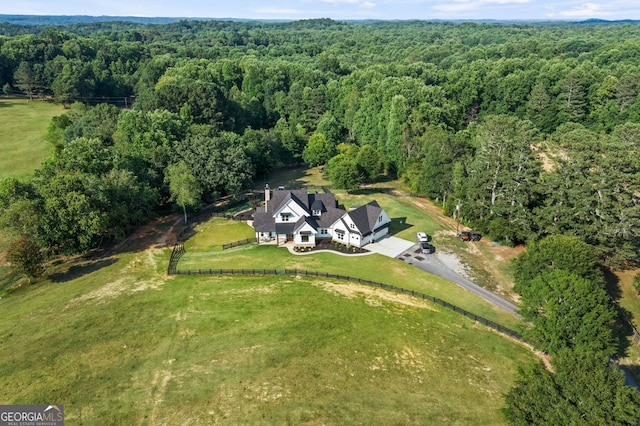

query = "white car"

[416,232,431,242]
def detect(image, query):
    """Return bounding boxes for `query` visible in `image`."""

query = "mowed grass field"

[0,245,535,424]
[0,98,64,179]
[0,98,65,288]
[181,191,523,330]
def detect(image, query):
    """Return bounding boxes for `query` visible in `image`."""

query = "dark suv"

[420,242,434,254]
[457,230,482,242]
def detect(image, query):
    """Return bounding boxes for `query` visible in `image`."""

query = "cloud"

[252,7,307,16]
[312,0,377,7]
[433,0,530,14]
[554,2,611,18]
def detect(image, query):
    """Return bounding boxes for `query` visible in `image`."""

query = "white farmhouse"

[252,185,390,248]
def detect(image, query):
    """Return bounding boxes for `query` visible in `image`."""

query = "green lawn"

[181,243,522,331]
[0,98,64,179]
[184,217,256,251]
[0,246,535,424]
[0,98,65,291]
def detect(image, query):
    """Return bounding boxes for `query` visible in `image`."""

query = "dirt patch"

[108,214,184,255]
[66,249,165,306]
[436,251,472,279]
[314,281,440,312]
[0,251,8,267]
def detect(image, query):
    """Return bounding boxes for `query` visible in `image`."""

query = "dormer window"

[281,213,291,222]
[313,209,322,216]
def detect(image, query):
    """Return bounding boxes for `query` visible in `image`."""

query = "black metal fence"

[222,238,256,250]
[167,243,523,342]
[168,242,185,273]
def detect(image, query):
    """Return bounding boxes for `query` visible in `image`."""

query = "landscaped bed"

[295,239,369,254]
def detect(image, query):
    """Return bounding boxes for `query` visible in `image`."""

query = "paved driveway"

[367,235,519,316]
[397,245,520,316]
[366,235,415,258]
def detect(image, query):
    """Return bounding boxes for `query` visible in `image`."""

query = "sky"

[3,0,640,21]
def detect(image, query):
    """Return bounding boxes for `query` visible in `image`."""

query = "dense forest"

[0,19,639,266]
[1,18,640,423]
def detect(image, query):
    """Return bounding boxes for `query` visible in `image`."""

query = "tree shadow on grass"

[49,257,118,283]
[253,165,310,190]
[605,268,623,300]
[348,187,394,196]
[607,271,640,386]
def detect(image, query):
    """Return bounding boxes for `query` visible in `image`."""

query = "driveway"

[367,235,416,258]
[396,243,519,317]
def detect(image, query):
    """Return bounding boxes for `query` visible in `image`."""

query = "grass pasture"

[0,98,65,291]
[0,98,64,179]
[0,245,535,424]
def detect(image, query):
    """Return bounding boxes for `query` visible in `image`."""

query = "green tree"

[14,61,39,99]
[464,116,541,244]
[113,109,188,187]
[519,269,616,356]
[302,132,336,167]
[511,235,603,294]
[504,355,640,425]
[0,178,41,241]
[325,154,361,190]
[355,144,383,182]
[35,173,108,254]
[174,133,253,201]
[165,161,202,224]
[6,236,44,284]
[315,111,342,146]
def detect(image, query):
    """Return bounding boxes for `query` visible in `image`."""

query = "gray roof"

[275,223,295,235]
[346,200,383,237]
[253,189,344,234]
[294,215,319,234]
[271,189,311,215]
[252,205,274,232]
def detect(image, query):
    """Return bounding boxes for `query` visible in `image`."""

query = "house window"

[336,231,344,241]
[313,210,321,216]
[350,223,355,229]
[281,213,290,222]
[320,229,328,235]
[378,216,383,222]
[301,235,309,243]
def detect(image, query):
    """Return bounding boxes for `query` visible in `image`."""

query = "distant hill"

[0,14,286,26]
[1,14,639,27]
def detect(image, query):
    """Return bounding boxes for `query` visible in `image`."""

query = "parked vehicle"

[457,230,481,242]
[420,242,434,254]
[416,232,431,242]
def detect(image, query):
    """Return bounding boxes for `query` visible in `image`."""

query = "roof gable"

[344,200,384,236]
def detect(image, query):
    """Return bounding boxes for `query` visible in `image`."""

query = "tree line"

[1,18,639,423]
[0,19,639,266]
[504,235,640,424]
